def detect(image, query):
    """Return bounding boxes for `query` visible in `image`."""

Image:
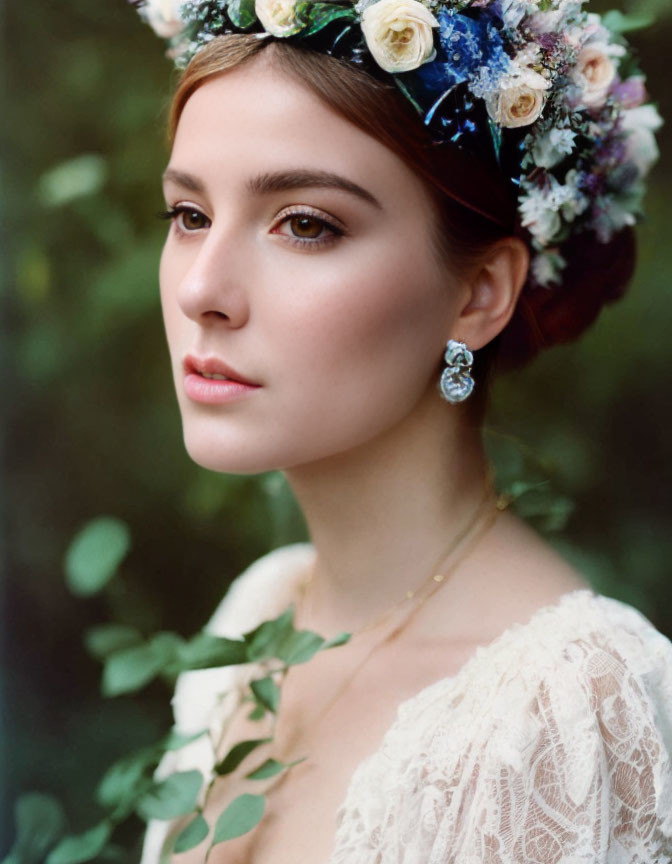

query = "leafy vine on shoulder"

[6,0,672,861]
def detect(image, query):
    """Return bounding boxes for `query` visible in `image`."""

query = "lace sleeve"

[331,593,672,864]
[425,609,672,863]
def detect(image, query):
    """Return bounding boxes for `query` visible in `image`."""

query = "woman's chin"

[181,429,283,475]
[184,440,266,475]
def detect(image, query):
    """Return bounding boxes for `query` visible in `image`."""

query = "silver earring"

[439,339,475,403]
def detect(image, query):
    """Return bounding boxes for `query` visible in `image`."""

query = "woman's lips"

[183,355,261,404]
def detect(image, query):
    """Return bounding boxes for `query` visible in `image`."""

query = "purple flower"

[610,76,647,109]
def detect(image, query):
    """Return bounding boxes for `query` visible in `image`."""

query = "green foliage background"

[2,0,671,854]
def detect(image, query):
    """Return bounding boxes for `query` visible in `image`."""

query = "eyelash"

[158,205,345,250]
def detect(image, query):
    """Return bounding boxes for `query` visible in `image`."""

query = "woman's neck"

[284,392,492,634]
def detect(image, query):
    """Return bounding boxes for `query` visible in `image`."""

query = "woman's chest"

[167,637,474,864]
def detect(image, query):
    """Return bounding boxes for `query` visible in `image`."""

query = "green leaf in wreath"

[245,756,305,781]
[136,770,203,821]
[211,794,265,845]
[227,0,257,28]
[64,517,130,596]
[250,675,280,713]
[84,624,144,661]
[173,813,210,854]
[301,2,358,36]
[45,822,111,864]
[215,737,272,776]
[3,792,66,864]
[602,9,653,33]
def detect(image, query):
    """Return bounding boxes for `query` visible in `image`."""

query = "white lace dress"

[141,543,672,863]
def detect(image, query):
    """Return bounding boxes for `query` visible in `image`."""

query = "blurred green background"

[2,0,671,855]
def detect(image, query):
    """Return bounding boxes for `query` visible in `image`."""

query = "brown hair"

[168,34,637,383]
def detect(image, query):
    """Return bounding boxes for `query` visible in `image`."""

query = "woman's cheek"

[270,256,445,422]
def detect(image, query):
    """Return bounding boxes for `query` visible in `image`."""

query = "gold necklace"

[270,474,505,766]
[295,470,503,638]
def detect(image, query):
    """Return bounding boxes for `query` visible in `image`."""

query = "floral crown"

[133,0,662,287]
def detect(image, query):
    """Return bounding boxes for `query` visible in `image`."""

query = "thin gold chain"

[270,475,504,766]
[295,468,501,638]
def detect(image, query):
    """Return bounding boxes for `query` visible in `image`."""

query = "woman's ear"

[450,237,529,350]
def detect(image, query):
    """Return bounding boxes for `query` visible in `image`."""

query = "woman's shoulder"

[415,588,672,743]
[206,542,316,638]
[335,591,672,862]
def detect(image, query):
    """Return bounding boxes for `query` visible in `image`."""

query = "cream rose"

[571,44,617,108]
[361,0,438,74]
[255,0,303,35]
[486,53,550,128]
[487,85,546,128]
[142,0,185,39]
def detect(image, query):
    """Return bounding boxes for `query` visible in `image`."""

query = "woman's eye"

[179,209,209,231]
[287,216,326,239]
[160,206,211,233]
[273,210,344,248]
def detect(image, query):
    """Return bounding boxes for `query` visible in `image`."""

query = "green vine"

[3,433,573,863]
[4,582,349,863]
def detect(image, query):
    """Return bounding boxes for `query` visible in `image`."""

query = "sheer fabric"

[142,543,672,863]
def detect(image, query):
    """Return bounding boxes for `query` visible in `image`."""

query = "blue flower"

[417,9,510,96]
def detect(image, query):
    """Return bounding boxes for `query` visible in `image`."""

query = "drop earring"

[439,339,475,403]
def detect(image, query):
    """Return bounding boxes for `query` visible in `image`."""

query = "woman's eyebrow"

[162,167,382,209]
[247,169,382,209]
[162,168,205,193]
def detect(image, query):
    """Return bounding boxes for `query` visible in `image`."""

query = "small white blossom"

[622,104,664,177]
[531,248,566,286]
[559,169,590,221]
[355,0,380,13]
[141,0,187,38]
[602,193,639,234]
[499,0,530,29]
[531,127,577,168]
[526,1,583,36]
[519,188,562,246]
[519,172,588,246]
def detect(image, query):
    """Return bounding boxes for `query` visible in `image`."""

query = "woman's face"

[160,53,465,474]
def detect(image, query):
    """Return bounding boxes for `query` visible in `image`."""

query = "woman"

[135,0,672,860]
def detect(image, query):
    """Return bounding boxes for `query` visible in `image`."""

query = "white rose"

[571,44,617,108]
[361,0,438,74]
[142,0,186,39]
[622,104,663,176]
[255,0,302,36]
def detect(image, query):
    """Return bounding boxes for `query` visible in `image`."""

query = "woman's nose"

[176,229,250,328]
